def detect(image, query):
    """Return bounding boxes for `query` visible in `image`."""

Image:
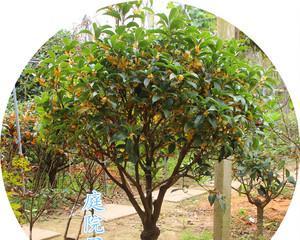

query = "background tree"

[265,94,300,179]
[233,131,296,239]
[0,103,75,187]
[184,4,216,31]
[1,112,61,240]
[15,30,71,102]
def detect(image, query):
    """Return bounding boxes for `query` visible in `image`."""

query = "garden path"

[22,226,61,240]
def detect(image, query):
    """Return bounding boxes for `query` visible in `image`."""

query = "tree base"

[140,226,160,240]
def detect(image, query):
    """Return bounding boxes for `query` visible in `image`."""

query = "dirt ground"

[30,185,293,240]
[230,190,292,239]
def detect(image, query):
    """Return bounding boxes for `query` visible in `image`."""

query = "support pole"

[13,87,26,195]
[13,88,23,156]
[213,18,235,240]
[213,158,232,240]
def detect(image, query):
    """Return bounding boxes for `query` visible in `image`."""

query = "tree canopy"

[32,4,274,240]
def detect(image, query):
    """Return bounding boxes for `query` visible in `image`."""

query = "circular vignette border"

[0,0,299,239]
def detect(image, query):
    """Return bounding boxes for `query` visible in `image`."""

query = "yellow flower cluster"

[106,55,129,70]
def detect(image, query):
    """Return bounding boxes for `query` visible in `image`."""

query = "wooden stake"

[213,18,235,240]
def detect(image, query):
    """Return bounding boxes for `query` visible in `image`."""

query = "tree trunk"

[296,158,299,180]
[256,205,264,238]
[29,223,33,240]
[76,210,86,240]
[140,221,160,240]
[48,168,57,188]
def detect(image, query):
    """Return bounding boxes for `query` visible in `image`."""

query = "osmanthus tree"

[34,4,272,240]
[233,132,296,238]
[265,91,300,178]
[232,89,297,239]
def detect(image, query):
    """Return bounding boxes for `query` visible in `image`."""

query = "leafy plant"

[16,30,72,102]
[185,4,216,31]
[1,155,31,222]
[233,133,296,238]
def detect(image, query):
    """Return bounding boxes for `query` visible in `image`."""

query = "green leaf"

[216,39,223,50]
[252,137,259,149]
[144,78,150,87]
[78,106,91,114]
[115,26,126,35]
[207,117,217,129]
[286,169,290,178]
[168,143,176,154]
[102,29,115,35]
[184,122,193,133]
[184,72,199,79]
[92,23,101,39]
[96,6,109,13]
[126,13,145,22]
[169,7,179,21]
[287,176,296,186]
[112,132,127,142]
[104,9,121,20]
[120,3,132,16]
[152,95,161,103]
[186,81,197,89]
[143,6,154,14]
[78,29,93,36]
[135,28,145,41]
[208,193,216,206]
[156,13,168,26]
[127,22,139,28]
[194,115,204,128]
[170,18,183,30]
[163,109,170,118]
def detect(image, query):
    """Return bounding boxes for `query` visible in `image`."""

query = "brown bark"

[256,205,264,238]
[29,224,33,240]
[140,220,160,240]
[48,168,57,187]
[64,176,86,239]
[75,210,86,240]
[89,135,193,240]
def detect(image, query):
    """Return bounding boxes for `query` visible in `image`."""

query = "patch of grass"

[238,207,247,218]
[239,235,267,240]
[180,230,213,240]
[264,219,280,232]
